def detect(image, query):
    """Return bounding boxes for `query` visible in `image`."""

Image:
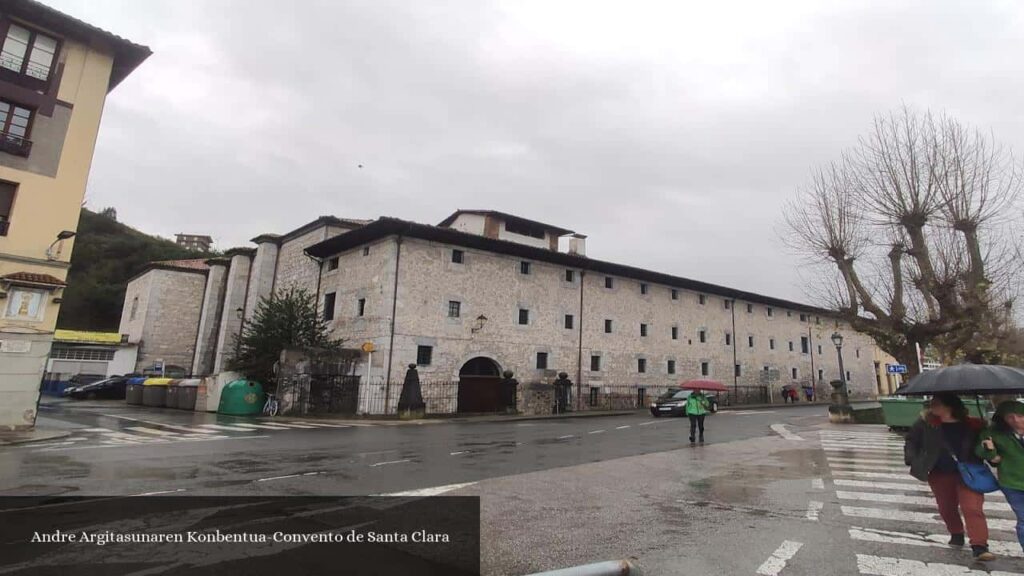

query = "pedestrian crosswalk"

[818,429,1024,575]
[26,420,364,452]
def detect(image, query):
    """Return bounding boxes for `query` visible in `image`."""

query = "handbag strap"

[934,423,965,463]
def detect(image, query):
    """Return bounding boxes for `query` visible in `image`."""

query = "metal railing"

[0,132,32,157]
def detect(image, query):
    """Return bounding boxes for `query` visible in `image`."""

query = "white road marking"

[450,451,469,456]
[724,410,777,415]
[821,443,902,451]
[842,506,1016,531]
[132,488,187,496]
[834,470,912,480]
[227,423,296,430]
[823,446,903,455]
[834,479,931,493]
[557,435,576,439]
[812,478,825,490]
[638,421,658,426]
[84,427,113,432]
[35,434,262,452]
[806,501,823,521]
[830,463,908,472]
[196,423,260,432]
[837,490,1012,512]
[256,474,301,482]
[849,526,1023,558]
[615,425,631,430]
[370,459,412,467]
[589,430,605,434]
[382,482,477,497]
[755,540,804,576]
[828,456,906,466]
[291,421,362,428]
[125,427,180,437]
[770,423,803,441]
[856,553,1024,576]
[303,471,320,476]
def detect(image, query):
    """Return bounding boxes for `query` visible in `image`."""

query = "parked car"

[64,375,129,400]
[65,373,106,387]
[650,388,719,417]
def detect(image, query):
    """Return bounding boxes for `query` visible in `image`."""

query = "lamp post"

[828,331,852,423]
[234,306,245,358]
[831,332,847,396]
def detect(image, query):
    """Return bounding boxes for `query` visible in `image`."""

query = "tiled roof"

[1,272,66,286]
[151,259,209,272]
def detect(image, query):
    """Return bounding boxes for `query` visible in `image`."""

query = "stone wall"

[132,269,206,371]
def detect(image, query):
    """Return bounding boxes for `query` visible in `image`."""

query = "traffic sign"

[886,364,908,374]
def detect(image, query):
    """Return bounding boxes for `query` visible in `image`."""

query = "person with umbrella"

[904,393,994,561]
[977,400,1024,552]
[680,380,725,444]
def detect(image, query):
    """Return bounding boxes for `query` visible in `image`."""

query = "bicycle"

[263,393,279,417]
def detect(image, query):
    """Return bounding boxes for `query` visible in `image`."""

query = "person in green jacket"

[977,400,1024,552]
[686,391,710,444]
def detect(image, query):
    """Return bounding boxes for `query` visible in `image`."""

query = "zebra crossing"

[818,429,1024,575]
[25,420,365,452]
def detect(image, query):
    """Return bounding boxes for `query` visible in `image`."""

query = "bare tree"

[784,107,1023,375]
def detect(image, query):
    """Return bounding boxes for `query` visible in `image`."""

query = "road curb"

[0,430,72,446]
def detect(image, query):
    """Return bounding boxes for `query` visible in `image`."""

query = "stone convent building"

[119,210,886,413]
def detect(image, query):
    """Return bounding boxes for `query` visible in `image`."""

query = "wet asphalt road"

[0,400,813,497]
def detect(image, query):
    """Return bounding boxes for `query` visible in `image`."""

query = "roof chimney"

[568,234,587,256]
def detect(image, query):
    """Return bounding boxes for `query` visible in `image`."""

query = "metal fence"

[719,385,770,407]
[277,376,460,416]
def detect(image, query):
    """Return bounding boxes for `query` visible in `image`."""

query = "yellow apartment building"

[0,0,148,430]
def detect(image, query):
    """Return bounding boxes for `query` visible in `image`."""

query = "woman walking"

[977,400,1024,552]
[904,393,994,561]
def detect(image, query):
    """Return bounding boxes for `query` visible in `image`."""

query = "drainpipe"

[730,299,738,399]
[383,235,403,413]
[576,270,585,411]
[808,325,816,396]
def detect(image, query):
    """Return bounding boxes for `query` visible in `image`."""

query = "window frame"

[604,319,613,333]
[326,257,339,271]
[536,352,548,370]
[667,359,676,375]
[518,308,529,325]
[700,361,710,377]
[640,323,648,337]
[447,300,461,318]
[605,276,614,289]
[640,283,648,295]
[0,21,61,85]
[0,98,35,156]
[451,249,464,264]
[356,297,366,317]
[637,358,647,374]
[323,292,336,321]
[416,345,433,366]
[590,354,601,372]
[564,314,574,330]
[520,261,531,275]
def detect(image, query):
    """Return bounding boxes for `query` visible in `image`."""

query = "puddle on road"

[684,447,827,508]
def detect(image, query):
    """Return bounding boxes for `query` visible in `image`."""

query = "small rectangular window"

[0,181,14,235]
[801,337,809,354]
[536,352,548,370]
[1,24,57,81]
[818,345,822,355]
[699,294,706,305]
[816,316,821,325]
[747,303,753,314]
[787,310,792,317]
[564,314,574,329]
[792,367,798,379]
[735,364,742,377]
[767,307,774,317]
[800,314,808,322]
[323,292,336,321]
[363,246,370,256]
[0,100,34,156]
[725,332,732,346]
[357,298,366,317]
[518,308,529,325]
[856,348,861,359]
[818,369,824,381]
[417,345,433,366]
[591,355,601,371]
[520,261,531,275]
[671,289,678,300]
[846,370,852,381]
[640,323,648,337]
[448,300,461,318]
[701,361,710,376]
[637,358,647,373]
[748,335,754,348]
[640,283,648,295]
[604,319,613,333]
[565,269,574,282]
[789,341,794,352]
[327,257,339,271]
[605,276,614,289]
[667,360,676,374]
[770,338,776,350]
[724,299,731,310]
[671,326,678,340]
[699,329,707,343]
[451,249,464,264]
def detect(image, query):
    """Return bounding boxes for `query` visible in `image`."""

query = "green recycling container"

[217,379,264,416]
[880,396,992,430]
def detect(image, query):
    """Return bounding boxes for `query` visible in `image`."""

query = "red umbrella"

[680,379,729,392]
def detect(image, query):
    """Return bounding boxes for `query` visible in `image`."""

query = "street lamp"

[234,306,245,358]
[831,332,847,396]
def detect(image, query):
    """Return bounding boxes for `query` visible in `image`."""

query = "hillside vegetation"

[57,208,210,331]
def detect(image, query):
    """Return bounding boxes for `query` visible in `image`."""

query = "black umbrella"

[894,364,1024,396]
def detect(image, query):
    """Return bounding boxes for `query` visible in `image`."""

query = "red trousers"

[928,470,989,546]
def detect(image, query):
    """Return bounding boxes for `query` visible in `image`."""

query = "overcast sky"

[51,0,1024,304]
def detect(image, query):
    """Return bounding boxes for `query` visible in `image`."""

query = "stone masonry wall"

[134,269,205,371]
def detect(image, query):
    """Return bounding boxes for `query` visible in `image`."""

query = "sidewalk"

[0,429,71,446]
[276,409,640,426]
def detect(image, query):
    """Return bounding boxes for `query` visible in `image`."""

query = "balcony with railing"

[0,132,32,157]
[0,219,9,236]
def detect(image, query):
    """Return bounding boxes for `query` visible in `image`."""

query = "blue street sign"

[886,364,908,374]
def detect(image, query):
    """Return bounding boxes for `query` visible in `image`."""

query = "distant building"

[0,0,149,430]
[120,209,884,415]
[175,233,213,252]
[41,330,138,395]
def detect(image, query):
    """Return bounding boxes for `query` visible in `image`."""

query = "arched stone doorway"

[457,356,502,413]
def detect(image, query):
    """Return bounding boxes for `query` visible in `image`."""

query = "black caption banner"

[0,496,480,575]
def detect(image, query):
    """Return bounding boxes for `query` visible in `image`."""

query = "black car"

[64,375,129,400]
[649,388,718,417]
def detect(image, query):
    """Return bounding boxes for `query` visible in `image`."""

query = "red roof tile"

[1,272,66,286]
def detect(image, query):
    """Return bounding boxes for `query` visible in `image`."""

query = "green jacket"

[976,427,1024,491]
[685,393,710,416]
